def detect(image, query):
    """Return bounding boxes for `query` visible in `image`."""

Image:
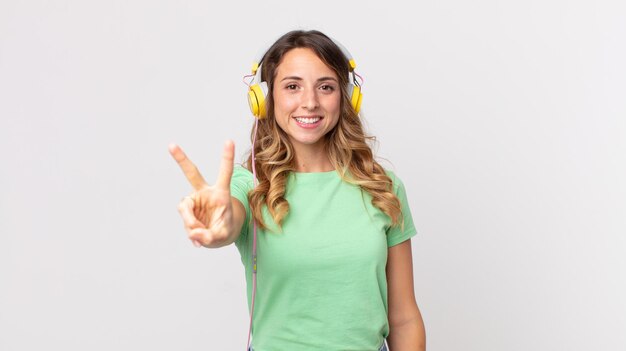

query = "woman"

[169,30,426,351]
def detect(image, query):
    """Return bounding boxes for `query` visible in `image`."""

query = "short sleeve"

[385,171,418,247]
[230,165,254,242]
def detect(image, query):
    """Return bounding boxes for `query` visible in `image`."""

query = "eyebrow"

[280,76,338,83]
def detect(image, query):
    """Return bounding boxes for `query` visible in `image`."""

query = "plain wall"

[1,0,625,350]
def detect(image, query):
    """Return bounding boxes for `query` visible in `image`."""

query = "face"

[272,47,341,154]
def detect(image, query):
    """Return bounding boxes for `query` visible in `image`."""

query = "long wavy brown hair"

[244,30,403,231]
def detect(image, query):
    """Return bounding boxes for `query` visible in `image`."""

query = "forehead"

[275,48,337,78]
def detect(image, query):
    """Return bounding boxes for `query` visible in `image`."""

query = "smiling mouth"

[293,116,323,124]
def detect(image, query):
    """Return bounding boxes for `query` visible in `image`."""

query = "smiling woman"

[273,47,342,162]
[169,29,425,351]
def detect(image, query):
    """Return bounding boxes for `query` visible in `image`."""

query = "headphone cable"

[246,117,260,351]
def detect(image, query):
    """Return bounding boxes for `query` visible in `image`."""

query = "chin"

[289,135,326,146]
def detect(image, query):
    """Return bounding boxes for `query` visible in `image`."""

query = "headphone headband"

[250,36,356,74]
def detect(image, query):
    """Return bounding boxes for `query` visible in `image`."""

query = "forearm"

[387,317,426,351]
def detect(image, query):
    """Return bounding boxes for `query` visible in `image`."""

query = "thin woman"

[169,29,426,351]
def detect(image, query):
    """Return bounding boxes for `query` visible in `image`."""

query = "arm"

[386,239,426,350]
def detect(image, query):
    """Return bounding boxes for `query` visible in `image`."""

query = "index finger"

[215,140,235,190]
[168,143,208,190]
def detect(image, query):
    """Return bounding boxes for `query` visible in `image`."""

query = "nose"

[301,87,320,110]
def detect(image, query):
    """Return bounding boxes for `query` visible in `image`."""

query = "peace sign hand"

[169,140,237,248]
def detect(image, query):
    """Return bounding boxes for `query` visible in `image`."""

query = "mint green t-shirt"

[230,166,417,351]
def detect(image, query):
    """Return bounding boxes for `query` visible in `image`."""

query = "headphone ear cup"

[348,83,362,114]
[248,81,269,119]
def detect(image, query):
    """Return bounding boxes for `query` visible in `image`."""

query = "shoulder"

[383,168,407,193]
[231,164,255,189]
[233,164,253,179]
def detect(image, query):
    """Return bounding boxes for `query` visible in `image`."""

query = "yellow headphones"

[247,37,362,119]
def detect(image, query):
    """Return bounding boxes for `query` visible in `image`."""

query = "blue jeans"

[248,340,388,351]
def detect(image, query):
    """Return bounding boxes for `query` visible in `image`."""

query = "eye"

[320,84,336,92]
[286,84,298,90]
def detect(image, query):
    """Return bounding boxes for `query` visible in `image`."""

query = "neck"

[292,142,334,173]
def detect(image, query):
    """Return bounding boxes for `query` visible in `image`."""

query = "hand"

[169,140,236,248]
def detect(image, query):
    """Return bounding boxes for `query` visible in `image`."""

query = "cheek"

[326,94,342,116]
[333,96,342,113]
[273,91,297,113]
[272,93,293,131]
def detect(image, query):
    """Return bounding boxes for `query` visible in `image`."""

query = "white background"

[1,0,625,350]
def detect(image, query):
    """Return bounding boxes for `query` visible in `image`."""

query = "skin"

[387,240,427,350]
[168,140,245,249]
[169,47,425,350]
[272,47,340,172]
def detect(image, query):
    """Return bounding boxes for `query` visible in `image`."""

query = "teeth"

[295,117,321,124]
